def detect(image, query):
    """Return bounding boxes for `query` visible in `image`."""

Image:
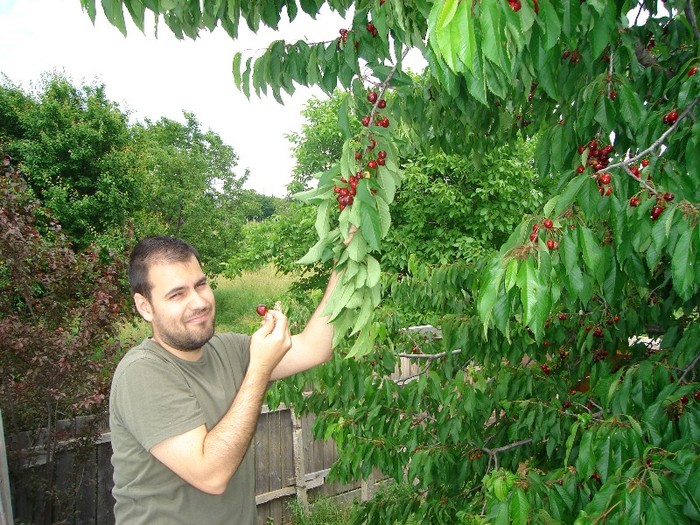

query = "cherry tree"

[84,1,700,522]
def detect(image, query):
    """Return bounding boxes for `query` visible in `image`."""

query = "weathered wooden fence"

[3,405,380,525]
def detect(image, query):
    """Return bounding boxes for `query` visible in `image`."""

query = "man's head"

[129,236,215,356]
[129,236,202,301]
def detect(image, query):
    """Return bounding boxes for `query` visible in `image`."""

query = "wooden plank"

[279,408,295,525]
[291,411,309,511]
[254,410,271,524]
[96,440,115,525]
[0,410,14,525]
[268,409,283,525]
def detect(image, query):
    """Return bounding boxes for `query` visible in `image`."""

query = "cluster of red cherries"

[361,92,390,129]
[529,217,559,250]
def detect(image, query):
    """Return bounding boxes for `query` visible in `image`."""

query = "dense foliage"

[0,151,131,522]
[0,73,272,269]
[82,0,700,523]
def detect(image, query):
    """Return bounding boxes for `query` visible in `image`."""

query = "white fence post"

[0,410,14,525]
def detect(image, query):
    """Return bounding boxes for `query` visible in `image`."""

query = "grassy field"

[118,265,296,344]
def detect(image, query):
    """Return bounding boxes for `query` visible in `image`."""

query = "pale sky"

[0,0,349,196]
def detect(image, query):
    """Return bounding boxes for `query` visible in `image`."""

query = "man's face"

[135,256,216,356]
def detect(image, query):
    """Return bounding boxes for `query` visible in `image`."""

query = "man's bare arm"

[150,310,291,494]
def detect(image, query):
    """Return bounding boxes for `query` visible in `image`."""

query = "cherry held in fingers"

[256,304,268,317]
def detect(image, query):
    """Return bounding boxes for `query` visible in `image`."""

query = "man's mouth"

[186,310,211,324]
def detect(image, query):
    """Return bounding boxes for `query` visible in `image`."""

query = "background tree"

[128,111,250,269]
[0,73,136,251]
[82,1,700,523]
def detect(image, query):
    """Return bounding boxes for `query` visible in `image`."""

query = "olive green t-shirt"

[109,333,254,525]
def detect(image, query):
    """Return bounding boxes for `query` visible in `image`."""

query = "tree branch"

[597,96,700,207]
[678,351,700,383]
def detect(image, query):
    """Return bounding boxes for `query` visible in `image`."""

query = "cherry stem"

[366,46,410,125]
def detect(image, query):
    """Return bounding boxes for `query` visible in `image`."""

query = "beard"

[154,308,215,352]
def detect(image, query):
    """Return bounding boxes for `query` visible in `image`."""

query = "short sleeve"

[111,353,206,452]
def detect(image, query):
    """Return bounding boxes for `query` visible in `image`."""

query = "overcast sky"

[0,0,350,196]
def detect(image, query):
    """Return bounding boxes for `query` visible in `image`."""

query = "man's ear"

[134,293,154,322]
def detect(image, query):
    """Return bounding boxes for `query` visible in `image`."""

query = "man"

[109,235,341,524]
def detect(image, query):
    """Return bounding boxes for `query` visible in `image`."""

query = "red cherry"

[367,91,378,104]
[641,158,650,167]
[681,396,689,405]
[558,313,567,321]
[599,173,612,185]
[604,186,613,196]
[609,90,617,100]
[529,232,538,242]
[689,66,698,77]
[578,145,586,154]
[508,0,522,11]
[650,206,664,220]
[377,150,387,159]
[354,151,362,160]
[543,218,554,229]
[546,239,556,250]
[663,192,675,202]
[367,160,378,169]
[576,165,585,174]
[541,364,551,375]
[379,117,390,128]
[361,116,371,127]
[377,158,385,166]
[256,304,268,317]
[368,138,377,150]
[367,22,376,33]
[663,110,679,125]
[378,99,387,109]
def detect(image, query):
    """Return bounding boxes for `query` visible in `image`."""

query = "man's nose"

[188,288,209,309]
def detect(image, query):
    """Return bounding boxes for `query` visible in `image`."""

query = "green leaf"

[672,227,695,300]
[101,0,127,35]
[579,227,603,284]
[337,94,351,140]
[555,175,588,215]
[516,256,548,336]
[618,81,644,133]
[355,183,382,251]
[429,0,475,72]
[477,259,506,332]
[539,0,562,50]
[479,0,504,66]
[504,258,519,292]
[510,488,530,525]
[365,255,381,288]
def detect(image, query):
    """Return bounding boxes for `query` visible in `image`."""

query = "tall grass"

[118,265,295,344]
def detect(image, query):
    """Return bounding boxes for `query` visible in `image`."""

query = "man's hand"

[249,308,292,375]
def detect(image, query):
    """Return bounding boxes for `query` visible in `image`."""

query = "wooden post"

[290,411,309,511]
[0,410,15,525]
[361,472,375,501]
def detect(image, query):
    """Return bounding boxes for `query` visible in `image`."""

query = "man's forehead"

[147,256,203,287]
